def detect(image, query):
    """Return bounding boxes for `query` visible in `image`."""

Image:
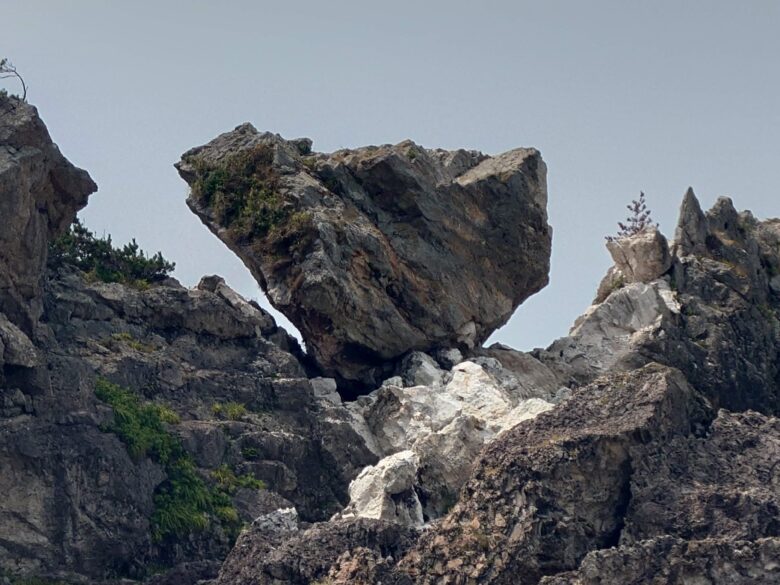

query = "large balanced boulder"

[0,96,96,334]
[176,125,551,385]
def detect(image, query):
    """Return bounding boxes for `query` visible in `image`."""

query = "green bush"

[190,146,293,240]
[49,219,175,287]
[94,380,242,541]
[211,401,248,421]
[211,464,266,494]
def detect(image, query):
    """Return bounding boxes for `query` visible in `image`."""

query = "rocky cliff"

[2,99,779,585]
[0,100,374,583]
[176,126,551,388]
[209,190,780,584]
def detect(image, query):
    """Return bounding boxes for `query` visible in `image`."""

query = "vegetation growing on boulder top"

[94,380,261,543]
[190,145,287,240]
[605,191,659,242]
[49,219,175,287]
[189,145,314,249]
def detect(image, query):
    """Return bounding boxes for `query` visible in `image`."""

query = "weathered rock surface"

[1,266,377,581]
[541,537,780,585]
[5,101,780,585]
[177,125,551,386]
[0,98,375,582]
[214,517,417,585]
[540,190,780,415]
[0,96,96,334]
[606,226,671,285]
[344,359,556,523]
[392,365,712,584]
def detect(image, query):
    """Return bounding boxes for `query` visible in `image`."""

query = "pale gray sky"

[3,1,779,350]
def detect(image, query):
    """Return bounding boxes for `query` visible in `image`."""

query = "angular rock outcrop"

[177,125,551,386]
[392,365,712,584]
[541,189,780,415]
[1,266,377,580]
[343,358,556,523]
[540,537,780,585]
[214,516,417,585]
[0,96,96,334]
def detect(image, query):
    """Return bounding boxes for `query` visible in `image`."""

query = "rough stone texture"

[1,267,378,581]
[5,103,780,585]
[606,227,672,284]
[392,365,712,584]
[340,450,424,526]
[343,359,555,522]
[541,537,780,585]
[540,190,780,415]
[0,96,96,334]
[214,518,417,585]
[177,125,551,386]
[623,409,780,544]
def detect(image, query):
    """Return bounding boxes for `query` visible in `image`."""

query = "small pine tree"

[49,218,175,285]
[605,192,658,242]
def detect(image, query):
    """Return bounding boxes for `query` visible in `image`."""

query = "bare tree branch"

[0,58,27,101]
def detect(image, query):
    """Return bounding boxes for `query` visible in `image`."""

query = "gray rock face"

[540,190,780,415]
[606,227,672,285]
[1,266,377,580]
[394,365,713,584]
[541,537,780,585]
[214,517,417,585]
[0,96,96,334]
[176,125,551,386]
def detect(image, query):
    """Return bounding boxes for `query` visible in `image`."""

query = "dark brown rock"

[176,126,551,386]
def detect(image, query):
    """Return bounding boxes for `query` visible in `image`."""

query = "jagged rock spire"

[673,187,708,256]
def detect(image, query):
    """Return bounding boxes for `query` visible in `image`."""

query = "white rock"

[344,360,555,523]
[340,450,423,526]
[547,279,677,380]
[400,352,444,387]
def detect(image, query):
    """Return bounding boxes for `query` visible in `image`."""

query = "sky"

[3,1,779,351]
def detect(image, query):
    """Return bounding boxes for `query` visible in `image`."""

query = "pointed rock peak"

[674,187,708,257]
[707,196,740,234]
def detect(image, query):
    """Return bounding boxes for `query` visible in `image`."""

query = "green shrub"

[49,219,175,287]
[211,464,266,494]
[190,146,296,241]
[211,401,248,421]
[95,380,242,542]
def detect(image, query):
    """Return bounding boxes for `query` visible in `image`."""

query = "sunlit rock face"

[177,125,551,387]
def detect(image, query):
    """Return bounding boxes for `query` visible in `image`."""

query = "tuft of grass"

[211,464,267,494]
[211,401,248,421]
[189,147,318,261]
[109,331,156,353]
[95,380,242,542]
[241,446,259,460]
